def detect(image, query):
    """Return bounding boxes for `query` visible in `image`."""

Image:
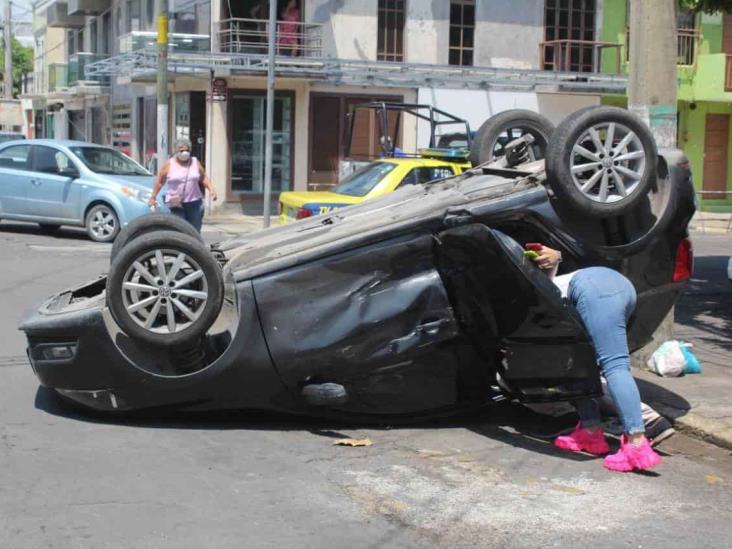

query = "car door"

[0,144,32,217]
[253,233,468,415]
[435,223,602,402]
[28,145,82,221]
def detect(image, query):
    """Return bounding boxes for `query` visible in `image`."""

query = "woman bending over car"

[528,243,662,473]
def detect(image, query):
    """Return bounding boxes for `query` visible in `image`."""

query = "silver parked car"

[0,140,165,242]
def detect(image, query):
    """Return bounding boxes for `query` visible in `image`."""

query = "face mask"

[177,151,191,162]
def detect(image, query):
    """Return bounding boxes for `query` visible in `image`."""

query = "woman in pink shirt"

[148,139,218,232]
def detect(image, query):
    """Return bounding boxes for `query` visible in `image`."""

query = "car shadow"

[0,221,92,242]
[676,254,732,352]
[35,376,689,467]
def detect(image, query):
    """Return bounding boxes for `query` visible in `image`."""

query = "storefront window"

[175,93,190,143]
[231,93,292,193]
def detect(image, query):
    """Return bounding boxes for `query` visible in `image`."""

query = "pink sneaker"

[554,423,610,455]
[603,435,662,472]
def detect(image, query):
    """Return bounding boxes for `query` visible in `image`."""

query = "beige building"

[30,0,624,212]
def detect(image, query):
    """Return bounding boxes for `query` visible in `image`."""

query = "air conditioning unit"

[68,0,111,16]
[46,2,85,28]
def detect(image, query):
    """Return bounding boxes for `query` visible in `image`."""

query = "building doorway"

[229,91,293,197]
[703,113,730,200]
[175,91,207,165]
[308,93,403,190]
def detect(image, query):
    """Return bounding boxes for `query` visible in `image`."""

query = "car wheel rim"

[570,122,646,204]
[489,126,546,162]
[90,209,116,239]
[121,248,209,335]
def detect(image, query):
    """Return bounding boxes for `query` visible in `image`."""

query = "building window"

[377,0,405,62]
[90,20,98,54]
[146,0,155,29]
[68,30,76,55]
[449,0,474,66]
[127,0,141,33]
[102,12,112,53]
[544,0,596,72]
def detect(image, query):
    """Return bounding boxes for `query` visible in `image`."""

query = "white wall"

[405,0,449,65]
[415,88,601,147]
[307,0,378,60]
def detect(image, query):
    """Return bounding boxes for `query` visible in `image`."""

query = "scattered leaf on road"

[333,438,373,447]
[705,474,724,485]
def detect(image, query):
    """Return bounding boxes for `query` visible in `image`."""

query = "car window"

[32,146,73,175]
[0,144,31,170]
[70,146,150,176]
[332,162,397,197]
[396,167,454,189]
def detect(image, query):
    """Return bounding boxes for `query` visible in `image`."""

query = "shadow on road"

[0,221,91,242]
[677,255,732,352]
[35,380,687,467]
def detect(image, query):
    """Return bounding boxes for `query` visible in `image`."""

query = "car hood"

[91,174,156,190]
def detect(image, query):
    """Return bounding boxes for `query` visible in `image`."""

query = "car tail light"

[296,207,312,220]
[673,238,693,282]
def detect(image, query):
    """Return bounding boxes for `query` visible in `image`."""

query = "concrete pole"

[156,0,169,168]
[262,0,277,228]
[628,0,678,148]
[4,0,12,99]
[628,0,677,362]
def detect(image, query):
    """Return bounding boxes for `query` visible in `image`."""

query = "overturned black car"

[20,107,695,418]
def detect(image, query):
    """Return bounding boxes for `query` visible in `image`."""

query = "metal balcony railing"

[677,28,700,66]
[626,27,700,66]
[118,31,211,54]
[69,53,111,86]
[541,40,623,73]
[48,63,68,91]
[216,18,323,57]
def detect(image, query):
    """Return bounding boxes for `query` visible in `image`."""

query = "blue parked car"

[0,140,165,242]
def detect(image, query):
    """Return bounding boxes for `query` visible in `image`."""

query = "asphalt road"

[1,221,731,549]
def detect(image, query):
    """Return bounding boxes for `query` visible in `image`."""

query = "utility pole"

[4,0,12,99]
[262,0,277,228]
[628,0,678,358]
[156,0,169,168]
[628,0,678,148]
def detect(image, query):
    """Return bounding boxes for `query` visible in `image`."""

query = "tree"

[679,0,732,12]
[0,37,33,98]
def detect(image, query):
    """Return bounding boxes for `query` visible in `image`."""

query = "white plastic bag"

[646,340,687,377]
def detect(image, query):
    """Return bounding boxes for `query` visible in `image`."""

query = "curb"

[651,403,732,451]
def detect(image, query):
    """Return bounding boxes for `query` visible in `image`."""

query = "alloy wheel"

[570,122,646,204]
[121,248,209,335]
[90,208,117,240]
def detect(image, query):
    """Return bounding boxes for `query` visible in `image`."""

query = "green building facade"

[601,0,732,211]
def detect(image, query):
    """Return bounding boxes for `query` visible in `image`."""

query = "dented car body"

[19,148,695,418]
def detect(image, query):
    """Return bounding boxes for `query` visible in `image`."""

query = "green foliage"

[0,38,34,98]
[679,0,732,13]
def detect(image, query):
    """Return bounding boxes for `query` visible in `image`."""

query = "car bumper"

[117,199,168,226]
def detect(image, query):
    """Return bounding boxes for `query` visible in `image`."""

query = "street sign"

[208,77,227,102]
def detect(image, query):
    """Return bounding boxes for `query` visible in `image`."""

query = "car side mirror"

[58,166,80,179]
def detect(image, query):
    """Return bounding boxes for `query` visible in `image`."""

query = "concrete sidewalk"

[689,211,732,234]
[202,215,732,449]
[635,235,732,449]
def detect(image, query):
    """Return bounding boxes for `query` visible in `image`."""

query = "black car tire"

[469,110,555,167]
[85,204,120,243]
[107,230,224,348]
[545,106,658,218]
[110,212,204,263]
[38,223,61,233]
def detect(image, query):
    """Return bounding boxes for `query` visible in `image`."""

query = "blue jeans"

[568,267,645,434]
[170,199,204,232]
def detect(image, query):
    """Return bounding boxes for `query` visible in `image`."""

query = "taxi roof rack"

[344,102,473,159]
